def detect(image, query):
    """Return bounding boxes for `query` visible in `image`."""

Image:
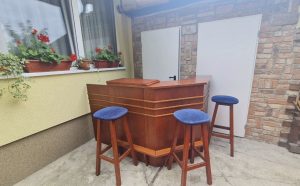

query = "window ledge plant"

[0,53,30,101]
[76,57,92,70]
[93,45,121,68]
[7,26,77,73]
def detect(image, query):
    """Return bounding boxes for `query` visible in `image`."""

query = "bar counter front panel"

[87,78,209,166]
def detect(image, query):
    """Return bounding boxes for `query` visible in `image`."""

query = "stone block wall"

[131,0,300,144]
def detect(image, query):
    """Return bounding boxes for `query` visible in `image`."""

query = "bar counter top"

[106,77,208,89]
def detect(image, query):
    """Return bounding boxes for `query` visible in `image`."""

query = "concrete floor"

[15,137,300,186]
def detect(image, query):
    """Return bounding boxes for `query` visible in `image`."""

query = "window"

[0,0,74,56]
[0,0,117,60]
[78,0,117,58]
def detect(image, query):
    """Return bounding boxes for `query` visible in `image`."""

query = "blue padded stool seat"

[93,106,128,121]
[211,95,239,105]
[174,109,210,125]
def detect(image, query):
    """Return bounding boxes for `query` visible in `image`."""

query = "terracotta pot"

[93,60,110,68]
[110,61,120,68]
[24,60,72,73]
[78,60,91,70]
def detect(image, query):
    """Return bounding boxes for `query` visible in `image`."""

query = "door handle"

[169,75,177,80]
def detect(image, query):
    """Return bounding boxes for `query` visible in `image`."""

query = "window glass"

[0,0,74,56]
[78,0,117,58]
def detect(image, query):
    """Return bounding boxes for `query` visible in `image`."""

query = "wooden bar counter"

[87,78,209,166]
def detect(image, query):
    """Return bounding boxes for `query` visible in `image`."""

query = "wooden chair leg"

[109,121,121,186]
[209,103,219,142]
[202,124,212,185]
[123,116,138,166]
[230,105,234,157]
[96,120,101,176]
[167,122,179,170]
[189,126,195,163]
[181,125,191,186]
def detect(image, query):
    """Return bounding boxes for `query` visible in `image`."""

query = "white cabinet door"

[142,27,180,81]
[196,15,262,137]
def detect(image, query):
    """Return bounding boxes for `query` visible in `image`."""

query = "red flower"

[51,48,55,53]
[31,29,38,35]
[95,47,102,53]
[69,54,77,61]
[16,40,22,45]
[37,34,49,43]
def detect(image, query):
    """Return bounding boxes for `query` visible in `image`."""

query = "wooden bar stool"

[93,106,138,186]
[167,109,212,186]
[209,95,239,157]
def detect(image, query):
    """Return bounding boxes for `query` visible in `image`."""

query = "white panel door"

[196,15,262,137]
[141,27,180,81]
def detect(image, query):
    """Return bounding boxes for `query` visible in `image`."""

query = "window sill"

[0,67,126,79]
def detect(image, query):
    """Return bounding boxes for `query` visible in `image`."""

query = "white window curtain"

[78,0,117,58]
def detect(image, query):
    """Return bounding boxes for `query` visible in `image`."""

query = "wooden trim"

[118,140,203,157]
[90,93,204,103]
[92,104,204,118]
[90,100,203,111]
[94,99,204,110]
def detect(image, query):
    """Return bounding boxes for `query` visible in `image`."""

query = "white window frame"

[69,0,86,57]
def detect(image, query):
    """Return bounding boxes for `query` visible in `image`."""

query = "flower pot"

[110,61,120,68]
[78,60,91,70]
[93,60,110,68]
[24,60,72,73]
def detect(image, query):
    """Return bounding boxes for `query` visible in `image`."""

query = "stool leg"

[123,116,138,166]
[96,120,101,176]
[202,124,212,185]
[109,121,121,186]
[189,126,195,164]
[209,103,219,142]
[181,125,191,186]
[230,105,234,157]
[167,122,179,170]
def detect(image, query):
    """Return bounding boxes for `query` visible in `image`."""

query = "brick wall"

[131,0,300,144]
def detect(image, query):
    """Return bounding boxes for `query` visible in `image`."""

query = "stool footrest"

[100,145,112,154]
[193,147,205,160]
[187,162,206,171]
[99,145,133,164]
[213,125,230,130]
[99,154,114,163]
[212,131,230,139]
[119,149,131,162]
[173,153,183,168]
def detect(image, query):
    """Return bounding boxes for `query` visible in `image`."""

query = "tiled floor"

[15,137,300,186]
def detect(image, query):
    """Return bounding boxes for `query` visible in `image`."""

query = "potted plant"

[77,57,92,70]
[93,46,116,68]
[111,51,122,67]
[0,53,30,101]
[7,26,77,73]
